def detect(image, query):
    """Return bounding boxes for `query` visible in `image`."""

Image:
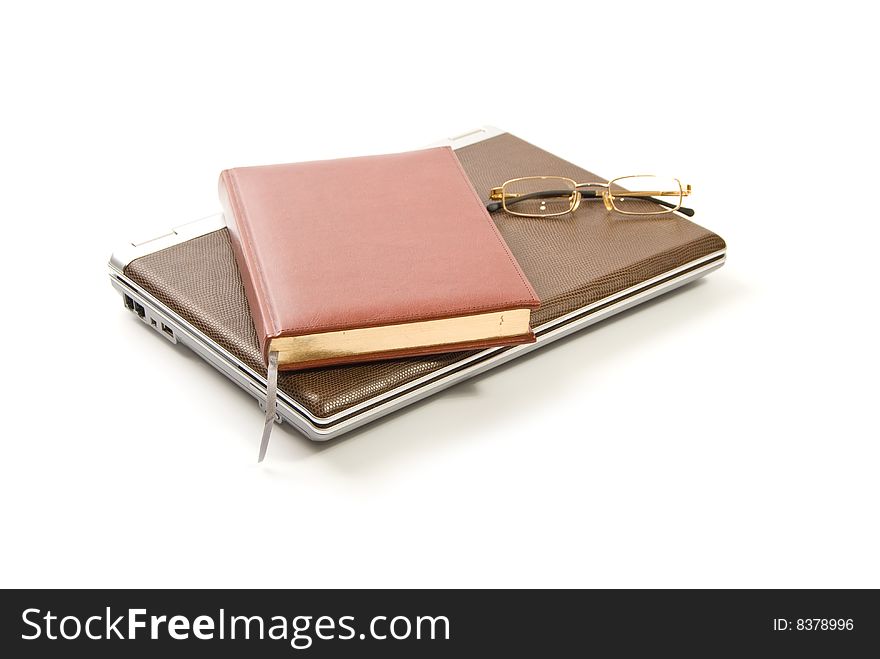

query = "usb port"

[161,323,174,338]
[133,301,145,319]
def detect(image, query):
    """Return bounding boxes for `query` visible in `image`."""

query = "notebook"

[219,147,540,372]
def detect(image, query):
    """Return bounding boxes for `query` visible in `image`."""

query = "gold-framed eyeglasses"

[487,175,694,218]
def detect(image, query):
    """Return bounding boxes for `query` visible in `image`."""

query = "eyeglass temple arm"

[485,189,598,212]
[485,189,695,217]
[619,195,695,217]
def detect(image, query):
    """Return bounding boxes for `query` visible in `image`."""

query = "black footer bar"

[2,589,877,656]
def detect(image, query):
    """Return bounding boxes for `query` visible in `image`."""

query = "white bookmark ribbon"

[258,351,279,462]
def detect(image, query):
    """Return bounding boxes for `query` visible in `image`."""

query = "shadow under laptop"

[263,273,749,474]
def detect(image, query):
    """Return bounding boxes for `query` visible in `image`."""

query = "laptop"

[108,126,726,441]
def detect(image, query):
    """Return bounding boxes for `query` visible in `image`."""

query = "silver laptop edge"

[108,126,726,441]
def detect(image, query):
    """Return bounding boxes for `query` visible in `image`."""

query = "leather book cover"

[218,147,541,370]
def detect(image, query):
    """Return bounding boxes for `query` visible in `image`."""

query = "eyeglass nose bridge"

[575,184,614,211]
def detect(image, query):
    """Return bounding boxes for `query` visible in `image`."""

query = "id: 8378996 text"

[772,618,853,631]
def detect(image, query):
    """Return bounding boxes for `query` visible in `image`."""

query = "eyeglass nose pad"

[570,191,582,213]
[602,190,614,211]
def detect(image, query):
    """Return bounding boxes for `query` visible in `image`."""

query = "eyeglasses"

[487,175,694,218]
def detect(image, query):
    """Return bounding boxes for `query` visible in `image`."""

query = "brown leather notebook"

[219,147,540,371]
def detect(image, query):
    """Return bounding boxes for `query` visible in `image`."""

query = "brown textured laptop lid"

[124,132,726,419]
[219,146,539,367]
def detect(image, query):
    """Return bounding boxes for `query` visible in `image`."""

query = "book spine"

[218,170,278,363]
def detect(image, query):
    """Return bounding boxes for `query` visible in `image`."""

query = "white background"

[1,1,877,588]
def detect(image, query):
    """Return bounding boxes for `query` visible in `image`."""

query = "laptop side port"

[120,289,178,344]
